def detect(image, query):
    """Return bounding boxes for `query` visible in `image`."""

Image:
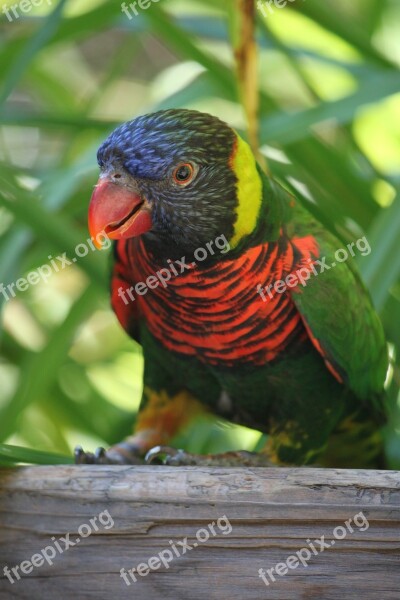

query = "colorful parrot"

[75,109,388,468]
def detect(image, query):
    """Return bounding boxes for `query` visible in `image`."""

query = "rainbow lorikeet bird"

[75,109,388,468]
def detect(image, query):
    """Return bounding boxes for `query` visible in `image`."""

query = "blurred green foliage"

[0,0,399,466]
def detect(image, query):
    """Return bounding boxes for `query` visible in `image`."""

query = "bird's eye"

[173,163,196,186]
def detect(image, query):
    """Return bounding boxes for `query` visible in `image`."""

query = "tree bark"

[0,466,399,599]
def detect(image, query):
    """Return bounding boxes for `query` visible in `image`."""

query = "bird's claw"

[75,444,272,467]
[75,445,94,464]
[145,446,193,466]
[74,443,143,465]
[145,447,276,467]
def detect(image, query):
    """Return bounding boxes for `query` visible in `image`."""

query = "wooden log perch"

[0,466,400,599]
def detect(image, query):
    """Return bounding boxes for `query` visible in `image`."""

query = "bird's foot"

[74,442,144,465]
[145,446,275,467]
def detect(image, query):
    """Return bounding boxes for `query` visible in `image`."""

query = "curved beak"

[88,179,152,248]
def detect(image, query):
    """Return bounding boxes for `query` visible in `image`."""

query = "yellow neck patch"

[229,133,263,248]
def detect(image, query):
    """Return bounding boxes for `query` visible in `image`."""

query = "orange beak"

[88,179,152,249]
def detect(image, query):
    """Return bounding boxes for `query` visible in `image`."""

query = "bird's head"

[89,109,263,255]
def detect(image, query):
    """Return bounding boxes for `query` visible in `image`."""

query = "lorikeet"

[75,109,388,468]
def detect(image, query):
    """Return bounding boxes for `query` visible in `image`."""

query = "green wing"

[287,201,388,402]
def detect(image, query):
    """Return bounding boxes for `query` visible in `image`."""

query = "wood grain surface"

[0,466,399,599]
